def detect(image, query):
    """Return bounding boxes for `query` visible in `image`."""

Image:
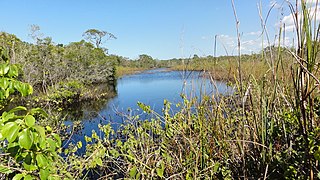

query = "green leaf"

[0,63,9,76]
[19,129,34,149]
[30,108,48,117]
[116,139,122,147]
[8,65,19,77]
[77,141,82,149]
[2,111,14,122]
[48,175,60,180]
[0,165,12,174]
[36,154,48,168]
[12,174,24,180]
[156,160,165,178]
[14,81,32,97]
[156,168,164,178]
[2,122,20,142]
[0,64,4,75]
[8,106,27,114]
[46,126,52,133]
[24,174,34,180]
[0,78,9,90]
[129,166,137,178]
[40,169,50,180]
[52,133,61,147]
[96,158,103,166]
[23,163,38,171]
[4,88,10,98]
[0,89,4,99]
[27,84,33,95]
[13,81,22,92]
[22,83,33,96]
[85,136,92,142]
[23,153,37,171]
[25,115,35,127]
[3,65,9,75]
[34,125,46,139]
[47,138,57,152]
[214,162,220,173]
[18,83,27,96]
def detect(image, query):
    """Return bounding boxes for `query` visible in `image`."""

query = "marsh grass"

[115,66,150,77]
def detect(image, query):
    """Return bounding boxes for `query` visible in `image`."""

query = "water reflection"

[64,69,234,153]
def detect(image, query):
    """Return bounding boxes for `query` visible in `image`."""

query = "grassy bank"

[115,66,150,77]
[171,51,294,84]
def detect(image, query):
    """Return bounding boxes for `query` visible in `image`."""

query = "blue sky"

[0,0,311,59]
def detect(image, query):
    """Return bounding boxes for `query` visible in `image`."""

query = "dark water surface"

[65,69,233,152]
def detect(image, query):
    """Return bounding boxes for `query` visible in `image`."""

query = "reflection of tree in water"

[54,82,117,122]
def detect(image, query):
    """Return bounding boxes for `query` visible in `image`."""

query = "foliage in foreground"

[0,58,64,179]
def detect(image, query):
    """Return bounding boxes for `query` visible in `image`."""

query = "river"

[64,69,233,153]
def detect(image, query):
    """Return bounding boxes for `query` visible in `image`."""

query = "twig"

[224,139,269,149]
[288,50,320,87]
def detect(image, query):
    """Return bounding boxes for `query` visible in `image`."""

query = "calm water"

[65,69,233,152]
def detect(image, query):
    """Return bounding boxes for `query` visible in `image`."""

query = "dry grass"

[115,66,149,77]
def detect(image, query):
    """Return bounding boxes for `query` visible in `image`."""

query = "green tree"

[82,29,116,52]
[137,54,156,68]
[0,32,22,64]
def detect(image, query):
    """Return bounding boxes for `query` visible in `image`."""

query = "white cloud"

[216,33,268,55]
[276,3,320,32]
[218,34,236,47]
[244,31,262,36]
[213,28,295,55]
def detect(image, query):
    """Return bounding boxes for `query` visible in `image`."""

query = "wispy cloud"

[244,31,262,36]
[216,33,268,55]
[274,36,294,47]
[276,0,320,32]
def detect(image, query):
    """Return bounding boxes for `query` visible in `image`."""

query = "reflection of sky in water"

[65,69,234,154]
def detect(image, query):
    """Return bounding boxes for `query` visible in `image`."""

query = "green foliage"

[0,62,63,179]
[136,54,157,68]
[0,30,116,107]
[63,40,115,84]
[0,60,33,109]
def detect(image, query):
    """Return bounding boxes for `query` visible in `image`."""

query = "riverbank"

[115,66,151,77]
[15,66,152,112]
[169,55,292,83]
